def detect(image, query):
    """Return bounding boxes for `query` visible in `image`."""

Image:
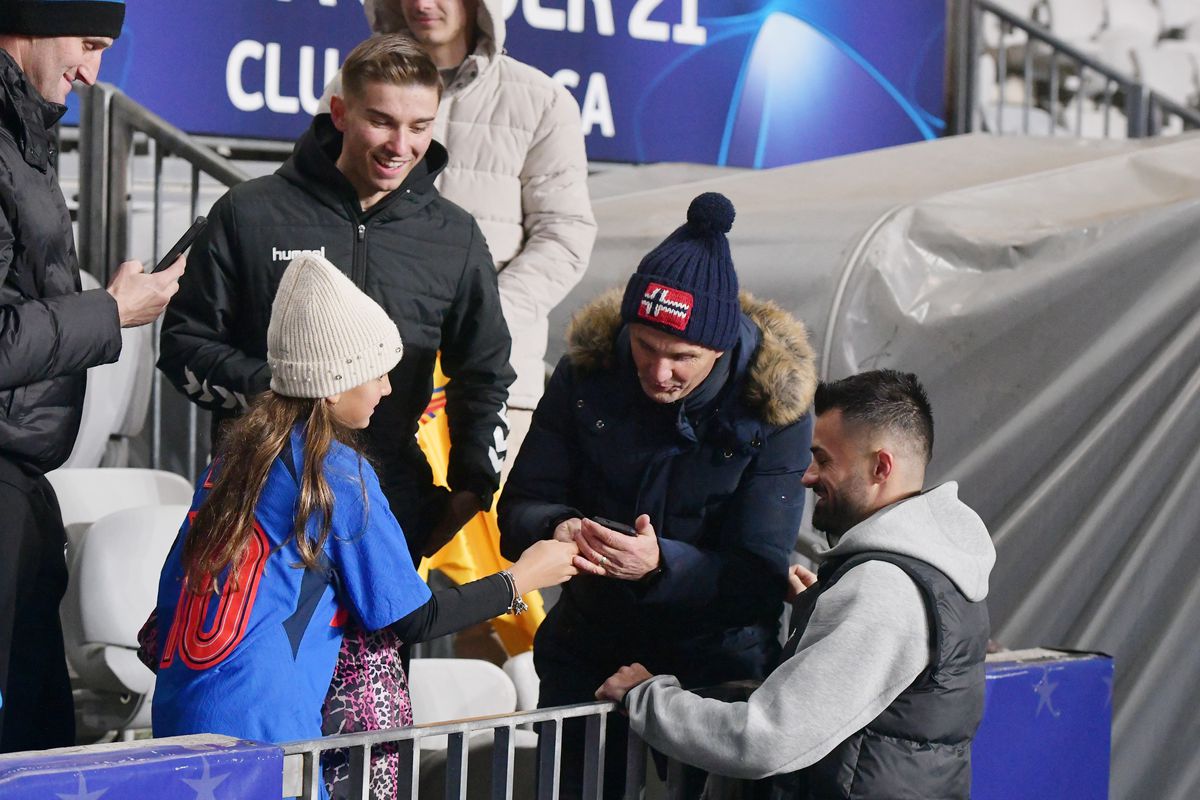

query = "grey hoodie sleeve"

[624,562,931,780]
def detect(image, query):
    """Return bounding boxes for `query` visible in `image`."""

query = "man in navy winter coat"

[499,192,818,797]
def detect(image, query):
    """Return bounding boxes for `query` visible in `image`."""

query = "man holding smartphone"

[598,371,995,800]
[0,0,185,751]
[499,192,818,798]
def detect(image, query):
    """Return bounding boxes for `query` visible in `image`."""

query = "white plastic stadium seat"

[1131,44,1200,106]
[1105,0,1163,41]
[502,651,540,712]
[1160,0,1200,32]
[1088,27,1145,77]
[65,271,153,469]
[61,504,190,735]
[46,466,194,555]
[409,657,518,725]
[409,658,537,797]
[1043,0,1106,43]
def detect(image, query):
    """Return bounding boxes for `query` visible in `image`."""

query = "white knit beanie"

[267,253,403,398]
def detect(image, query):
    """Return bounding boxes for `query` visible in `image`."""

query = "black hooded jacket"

[159,115,514,541]
[0,49,122,475]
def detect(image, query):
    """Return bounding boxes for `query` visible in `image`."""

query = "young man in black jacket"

[160,35,514,563]
[0,0,185,750]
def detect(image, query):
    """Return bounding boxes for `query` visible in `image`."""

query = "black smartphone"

[152,216,207,273]
[588,516,637,537]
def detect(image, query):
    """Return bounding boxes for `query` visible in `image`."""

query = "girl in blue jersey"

[148,253,578,766]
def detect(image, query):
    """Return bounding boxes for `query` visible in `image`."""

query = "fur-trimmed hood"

[566,289,817,426]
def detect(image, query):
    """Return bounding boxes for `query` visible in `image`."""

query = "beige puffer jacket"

[321,0,596,409]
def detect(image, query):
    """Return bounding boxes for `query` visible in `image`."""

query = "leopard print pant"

[322,624,413,800]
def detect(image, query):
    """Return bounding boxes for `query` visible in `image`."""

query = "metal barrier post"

[396,739,420,799]
[105,112,133,284]
[491,726,516,800]
[1125,83,1147,137]
[623,731,647,800]
[947,0,977,135]
[582,712,607,800]
[77,83,112,281]
[536,718,561,800]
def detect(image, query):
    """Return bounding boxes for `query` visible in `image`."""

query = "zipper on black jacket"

[353,223,367,288]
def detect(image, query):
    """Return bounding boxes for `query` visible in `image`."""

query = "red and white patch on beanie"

[638,283,693,331]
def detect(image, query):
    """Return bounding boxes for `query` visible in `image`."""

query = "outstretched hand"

[507,538,579,595]
[596,663,654,704]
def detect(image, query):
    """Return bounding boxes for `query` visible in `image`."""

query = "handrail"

[77,82,248,285]
[279,701,654,800]
[281,701,617,754]
[76,81,250,477]
[979,0,1138,83]
[954,0,1200,137]
[108,90,250,188]
[1148,91,1200,133]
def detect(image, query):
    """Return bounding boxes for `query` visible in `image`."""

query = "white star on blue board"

[181,759,230,800]
[1034,666,1061,718]
[56,774,106,800]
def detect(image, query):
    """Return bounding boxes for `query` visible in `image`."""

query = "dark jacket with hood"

[499,290,817,684]
[159,115,514,547]
[0,48,122,476]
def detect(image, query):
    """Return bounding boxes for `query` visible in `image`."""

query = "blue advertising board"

[0,734,282,798]
[973,651,1112,799]
[78,0,945,167]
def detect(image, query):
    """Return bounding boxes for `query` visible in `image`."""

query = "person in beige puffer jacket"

[321,0,597,468]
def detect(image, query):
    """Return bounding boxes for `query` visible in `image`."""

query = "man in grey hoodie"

[598,370,996,799]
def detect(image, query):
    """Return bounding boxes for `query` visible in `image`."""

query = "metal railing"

[76,82,250,479]
[949,0,1200,138]
[281,702,673,800]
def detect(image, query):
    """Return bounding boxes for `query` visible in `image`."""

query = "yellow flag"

[415,357,545,654]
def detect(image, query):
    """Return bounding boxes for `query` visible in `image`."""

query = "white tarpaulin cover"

[559,133,1200,799]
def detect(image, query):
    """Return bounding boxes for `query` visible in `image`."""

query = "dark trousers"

[0,460,75,752]
[532,597,778,799]
[536,642,629,800]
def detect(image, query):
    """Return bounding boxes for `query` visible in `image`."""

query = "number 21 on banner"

[629,0,706,45]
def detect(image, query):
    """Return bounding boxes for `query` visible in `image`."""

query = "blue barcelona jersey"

[152,428,430,745]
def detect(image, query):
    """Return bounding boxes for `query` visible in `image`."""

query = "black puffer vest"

[767,552,989,800]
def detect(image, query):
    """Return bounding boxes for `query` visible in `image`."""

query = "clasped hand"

[553,515,661,581]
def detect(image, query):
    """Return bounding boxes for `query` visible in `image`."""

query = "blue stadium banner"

[0,734,282,797]
[77,0,944,167]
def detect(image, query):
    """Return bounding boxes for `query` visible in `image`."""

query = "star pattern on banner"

[1033,666,1061,718]
[181,758,231,800]
[56,774,107,800]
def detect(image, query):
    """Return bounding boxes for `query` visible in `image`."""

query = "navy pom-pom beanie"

[621,192,740,351]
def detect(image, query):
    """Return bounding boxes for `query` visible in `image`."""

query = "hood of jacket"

[276,113,449,218]
[565,288,817,427]
[365,0,504,65]
[825,482,996,601]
